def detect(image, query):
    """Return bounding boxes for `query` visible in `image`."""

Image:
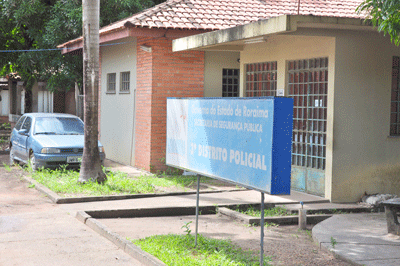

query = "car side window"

[21,117,32,132]
[14,116,26,131]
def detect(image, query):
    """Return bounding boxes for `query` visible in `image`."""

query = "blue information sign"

[166,97,293,195]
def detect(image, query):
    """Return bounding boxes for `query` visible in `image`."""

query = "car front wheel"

[29,152,38,171]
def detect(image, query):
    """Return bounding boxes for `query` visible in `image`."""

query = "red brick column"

[135,37,155,170]
[135,37,204,171]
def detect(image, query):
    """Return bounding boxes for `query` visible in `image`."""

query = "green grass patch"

[157,174,230,188]
[236,205,295,217]
[131,234,271,266]
[29,167,207,197]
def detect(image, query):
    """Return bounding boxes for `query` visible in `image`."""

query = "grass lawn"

[131,234,271,266]
[27,166,213,197]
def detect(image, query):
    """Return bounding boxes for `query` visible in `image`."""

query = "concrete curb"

[82,205,333,225]
[76,211,166,266]
[76,206,331,266]
[85,205,219,219]
[22,175,61,203]
[218,207,333,225]
[20,174,247,204]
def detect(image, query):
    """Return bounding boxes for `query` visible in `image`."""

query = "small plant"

[158,156,166,165]
[265,222,278,228]
[330,209,345,214]
[292,234,299,239]
[213,204,219,214]
[0,122,11,130]
[304,229,312,239]
[28,184,35,188]
[181,221,192,235]
[330,236,337,249]
[59,164,68,173]
[157,154,183,176]
[3,163,11,172]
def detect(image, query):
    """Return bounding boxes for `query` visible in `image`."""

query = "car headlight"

[99,146,105,153]
[41,148,61,154]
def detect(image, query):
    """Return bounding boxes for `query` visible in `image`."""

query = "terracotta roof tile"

[95,0,365,35]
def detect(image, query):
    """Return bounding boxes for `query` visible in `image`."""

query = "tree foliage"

[358,0,400,45]
[0,0,156,90]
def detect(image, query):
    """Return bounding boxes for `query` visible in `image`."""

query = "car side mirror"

[18,129,29,136]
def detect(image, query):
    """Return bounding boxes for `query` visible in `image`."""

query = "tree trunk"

[79,0,106,183]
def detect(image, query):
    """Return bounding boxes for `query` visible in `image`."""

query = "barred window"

[288,57,328,170]
[390,56,400,136]
[120,71,130,93]
[222,69,239,97]
[245,62,277,97]
[107,73,116,93]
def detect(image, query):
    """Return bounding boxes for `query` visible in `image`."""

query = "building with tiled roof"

[59,0,400,202]
[59,0,365,50]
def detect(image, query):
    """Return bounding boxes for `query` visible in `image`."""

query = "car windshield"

[34,117,84,135]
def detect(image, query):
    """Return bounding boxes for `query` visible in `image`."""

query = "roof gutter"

[172,15,372,52]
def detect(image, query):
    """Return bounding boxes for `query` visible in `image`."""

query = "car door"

[19,116,32,162]
[11,116,26,160]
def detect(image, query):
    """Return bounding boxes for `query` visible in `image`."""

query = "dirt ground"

[0,153,350,266]
[0,162,56,216]
[101,214,349,266]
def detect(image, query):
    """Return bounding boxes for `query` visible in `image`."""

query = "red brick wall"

[64,89,76,115]
[135,37,155,170]
[135,37,204,171]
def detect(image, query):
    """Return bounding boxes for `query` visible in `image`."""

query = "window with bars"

[288,58,328,170]
[222,69,239,97]
[390,56,400,136]
[120,71,130,93]
[107,73,116,93]
[245,61,277,97]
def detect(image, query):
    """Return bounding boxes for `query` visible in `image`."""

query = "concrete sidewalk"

[313,213,400,266]
[80,159,400,266]
[2,158,398,266]
[64,160,399,266]
[0,208,144,266]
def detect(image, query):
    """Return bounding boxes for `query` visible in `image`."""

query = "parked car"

[9,113,105,171]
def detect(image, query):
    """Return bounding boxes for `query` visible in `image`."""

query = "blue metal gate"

[288,58,328,196]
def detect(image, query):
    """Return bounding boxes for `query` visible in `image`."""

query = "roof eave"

[172,15,373,52]
[58,26,210,54]
[58,27,129,54]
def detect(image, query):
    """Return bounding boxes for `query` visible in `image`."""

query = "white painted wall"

[100,37,137,166]
[204,51,240,97]
[38,90,53,113]
[0,90,9,116]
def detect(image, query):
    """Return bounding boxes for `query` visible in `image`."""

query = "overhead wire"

[0,40,136,53]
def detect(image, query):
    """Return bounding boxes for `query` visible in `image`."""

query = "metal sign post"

[195,175,200,247]
[260,192,265,266]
